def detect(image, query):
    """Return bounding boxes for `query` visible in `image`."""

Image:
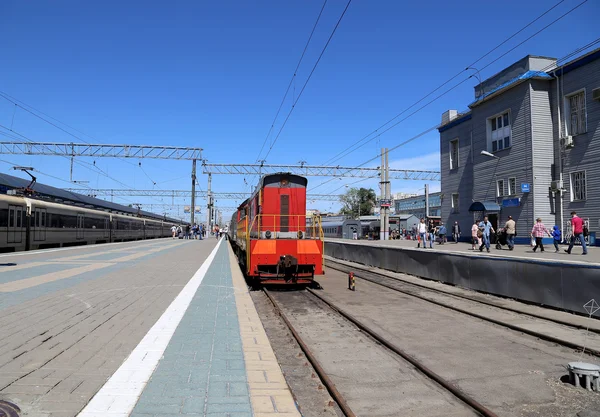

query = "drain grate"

[567,362,600,392]
[0,400,20,417]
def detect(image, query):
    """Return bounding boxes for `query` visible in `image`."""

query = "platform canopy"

[468,201,501,212]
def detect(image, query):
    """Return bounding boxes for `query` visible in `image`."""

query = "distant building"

[439,47,600,244]
[394,192,441,219]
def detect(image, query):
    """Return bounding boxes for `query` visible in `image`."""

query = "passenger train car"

[320,219,361,239]
[228,173,324,285]
[0,194,174,253]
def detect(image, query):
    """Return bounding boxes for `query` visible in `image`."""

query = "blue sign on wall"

[521,183,530,193]
[502,198,520,208]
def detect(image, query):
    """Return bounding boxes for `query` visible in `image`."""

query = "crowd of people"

[169,223,229,240]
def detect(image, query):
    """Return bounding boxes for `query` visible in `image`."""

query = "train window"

[0,209,8,227]
[280,195,289,232]
[8,208,14,228]
[16,207,22,228]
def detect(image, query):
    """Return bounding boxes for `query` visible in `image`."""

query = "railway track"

[325,258,600,357]
[264,288,498,417]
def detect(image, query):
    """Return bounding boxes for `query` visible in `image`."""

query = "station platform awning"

[468,201,501,212]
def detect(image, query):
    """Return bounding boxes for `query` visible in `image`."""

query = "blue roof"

[468,201,501,212]
[438,113,472,133]
[469,70,552,107]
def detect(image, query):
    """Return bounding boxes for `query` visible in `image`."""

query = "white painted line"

[0,238,173,258]
[76,239,223,417]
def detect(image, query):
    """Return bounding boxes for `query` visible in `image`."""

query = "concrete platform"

[0,238,299,417]
[326,237,599,264]
[324,238,600,315]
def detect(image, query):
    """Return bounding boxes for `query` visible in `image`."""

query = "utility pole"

[385,148,390,240]
[425,184,430,218]
[191,159,196,225]
[379,148,390,240]
[207,173,212,232]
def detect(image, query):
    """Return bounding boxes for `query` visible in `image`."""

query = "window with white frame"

[451,193,459,213]
[565,90,586,136]
[496,179,505,197]
[508,177,516,195]
[449,139,459,170]
[570,171,586,201]
[488,111,511,152]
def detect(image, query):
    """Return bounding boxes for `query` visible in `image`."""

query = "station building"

[439,47,600,244]
[394,192,441,219]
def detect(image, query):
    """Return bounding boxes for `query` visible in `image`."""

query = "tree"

[340,187,377,219]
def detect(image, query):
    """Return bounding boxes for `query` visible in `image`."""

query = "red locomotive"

[228,173,324,285]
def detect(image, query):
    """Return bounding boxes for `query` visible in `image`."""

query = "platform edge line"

[76,238,223,417]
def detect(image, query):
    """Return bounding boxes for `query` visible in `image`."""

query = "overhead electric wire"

[0,123,160,205]
[350,35,600,173]
[255,0,329,162]
[261,0,352,161]
[0,91,161,187]
[321,0,587,166]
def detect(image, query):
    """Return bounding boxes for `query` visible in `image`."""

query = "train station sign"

[502,197,520,208]
[521,183,530,193]
[379,199,392,208]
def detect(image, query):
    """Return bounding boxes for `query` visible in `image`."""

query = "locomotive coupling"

[348,272,356,291]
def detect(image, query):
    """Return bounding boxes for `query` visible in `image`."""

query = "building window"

[497,179,505,197]
[508,177,516,195]
[565,90,586,136]
[570,171,586,201]
[449,139,459,170]
[451,193,459,213]
[488,111,511,152]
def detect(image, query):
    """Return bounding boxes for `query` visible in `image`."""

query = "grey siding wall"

[550,56,600,237]
[529,80,555,228]
[470,81,535,235]
[440,117,473,236]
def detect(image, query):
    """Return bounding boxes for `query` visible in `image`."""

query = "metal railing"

[247,214,323,241]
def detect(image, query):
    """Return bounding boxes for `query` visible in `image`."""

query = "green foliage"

[339,187,377,218]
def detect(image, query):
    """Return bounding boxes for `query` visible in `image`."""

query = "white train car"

[0,194,172,253]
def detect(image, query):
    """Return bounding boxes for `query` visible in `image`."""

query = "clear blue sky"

[0,0,596,219]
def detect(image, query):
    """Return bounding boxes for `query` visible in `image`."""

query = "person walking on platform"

[530,218,551,252]
[471,221,480,250]
[428,220,436,249]
[417,218,427,248]
[478,216,494,253]
[199,224,204,240]
[452,221,461,243]
[438,223,447,244]
[185,224,191,239]
[565,211,588,255]
[215,225,220,239]
[171,225,177,239]
[504,216,516,250]
[551,225,561,253]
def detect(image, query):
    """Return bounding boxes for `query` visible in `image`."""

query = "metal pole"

[207,173,212,232]
[385,148,390,240]
[425,184,430,218]
[380,148,385,240]
[191,159,196,225]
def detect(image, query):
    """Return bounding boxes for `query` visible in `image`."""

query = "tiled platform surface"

[119,240,300,417]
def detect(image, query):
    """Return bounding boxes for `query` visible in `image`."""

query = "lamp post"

[467,67,484,100]
[481,150,501,202]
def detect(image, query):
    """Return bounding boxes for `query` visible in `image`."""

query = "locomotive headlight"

[265,230,272,239]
